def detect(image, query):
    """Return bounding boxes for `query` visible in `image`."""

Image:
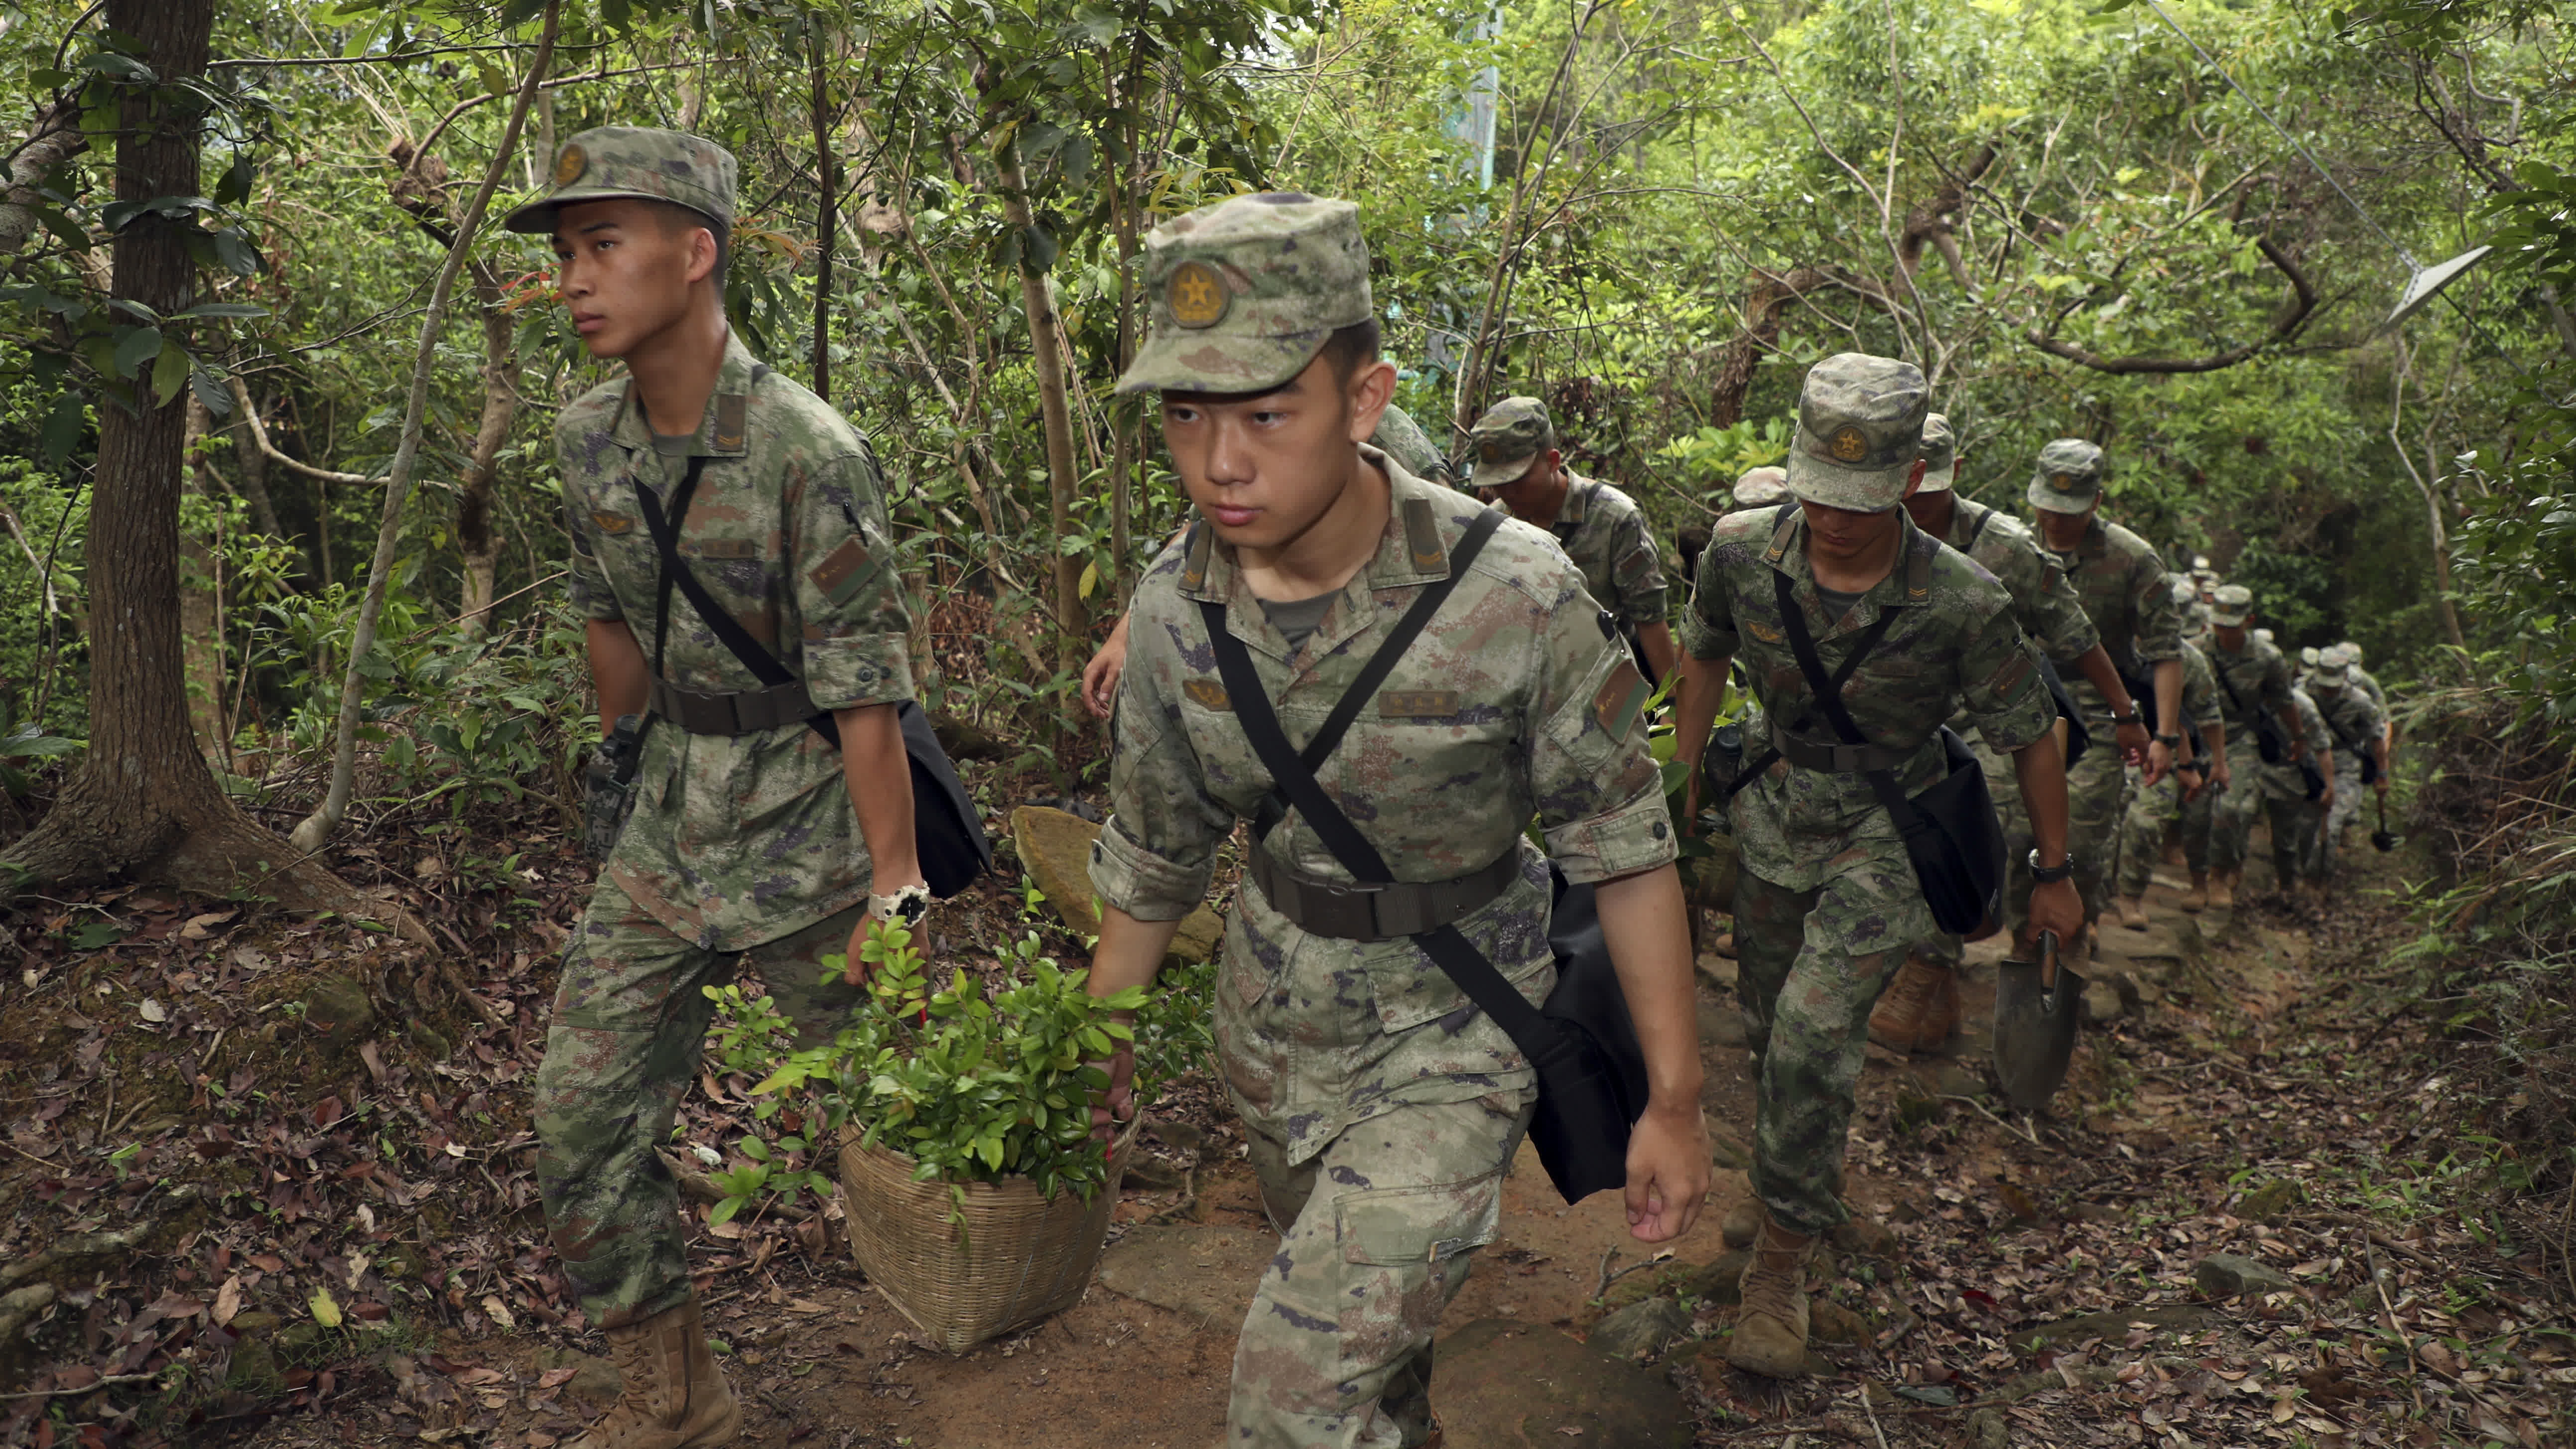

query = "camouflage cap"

[1733,465,1791,508]
[1786,353,1929,511]
[1915,411,1957,488]
[1465,396,1554,488]
[2209,583,2254,628]
[2311,644,2353,687]
[2169,575,2198,606]
[2253,627,2276,644]
[2300,645,2322,668]
[1115,193,1371,395]
[2337,640,2365,663]
[503,127,736,235]
[2027,437,2106,514]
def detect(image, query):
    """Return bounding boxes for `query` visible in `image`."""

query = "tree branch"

[226,374,374,485]
[0,102,86,259]
[2024,235,2318,375]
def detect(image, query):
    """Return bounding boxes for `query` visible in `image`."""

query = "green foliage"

[705,918,1162,1226]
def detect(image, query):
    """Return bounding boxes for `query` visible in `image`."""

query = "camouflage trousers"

[534,873,864,1328]
[2210,773,2313,887]
[1229,1091,1535,1449]
[1735,851,1929,1236]
[2113,765,2216,897]
[1922,731,2025,970]
[2004,734,2126,940]
[2305,756,2370,880]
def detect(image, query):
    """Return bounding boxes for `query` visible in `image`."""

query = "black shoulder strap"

[1219,508,1507,843]
[633,403,842,748]
[1960,499,1994,554]
[1771,567,1923,830]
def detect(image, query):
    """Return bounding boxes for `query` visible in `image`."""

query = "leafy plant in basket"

[703,918,1154,1230]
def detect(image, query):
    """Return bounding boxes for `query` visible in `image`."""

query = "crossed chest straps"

[1192,506,1522,943]
[1759,507,1938,777]
[624,367,842,741]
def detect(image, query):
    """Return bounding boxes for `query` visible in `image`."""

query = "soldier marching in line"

[1868,414,2150,1054]
[1674,355,2082,1376]
[1080,193,1709,1448]
[2303,644,2389,883]
[1463,396,1679,684]
[2022,440,2184,953]
[519,130,927,1449]
[2108,581,2231,924]
[2203,584,2314,906]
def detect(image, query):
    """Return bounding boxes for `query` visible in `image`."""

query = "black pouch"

[2042,656,2092,767]
[2300,758,2328,801]
[2216,664,2289,766]
[1772,571,2006,940]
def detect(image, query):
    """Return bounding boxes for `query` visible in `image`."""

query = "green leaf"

[112,325,162,380]
[738,1136,770,1162]
[151,340,188,406]
[708,1194,743,1226]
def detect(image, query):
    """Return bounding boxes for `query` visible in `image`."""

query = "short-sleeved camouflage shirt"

[2036,515,2182,721]
[2310,680,2385,760]
[560,332,914,951]
[2346,663,2389,711]
[2205,633,2295,734]
[1090,450,1674,1163]
[2259,688,2336,801]
[1935,496,2098,664]
[1683,505,2056,892]
[2177,639,2224,734]
[1489,472,1671,629]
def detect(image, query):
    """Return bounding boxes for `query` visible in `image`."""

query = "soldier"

[1466,396,1678,682]
[2203,584,2309,907]
[1079,403,1454,718]
[1870,413,2147,1052]
[2266,686,2337,898]
[2304,645,2388,879]
[1674,354,2081,1376]
[2023,439,2183,948]
[2110,611,2230,923]
[1080,193,1710,1447]
[513,130,926,1449]
[2338,640,2390,710]
[1733,463,1792,509]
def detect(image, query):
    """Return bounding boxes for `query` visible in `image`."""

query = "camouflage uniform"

[1911,484,2099,975]
[519,132,915,1331]
[1369,402,1453,486]
[2303,649,2385,879]
[2243,688,2335,888]
[1466,398,1671,637]
[2203,592,2298,879]
[2022,439,2180,933]
[1095,194,1674,1449]
[1683,356,2055,1235]
[2112,637,2224,898]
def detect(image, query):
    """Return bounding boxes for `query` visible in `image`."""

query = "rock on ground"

[1587,1297,1692,1361]
[1011,806,1225,962]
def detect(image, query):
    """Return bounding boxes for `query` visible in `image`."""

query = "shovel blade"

[2370,830,2400,853]
[1992,933,2084,1114]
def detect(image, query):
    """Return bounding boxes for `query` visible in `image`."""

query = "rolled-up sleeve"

[1607,511,1670,626]
[2024,546,2100,663]
[1680,545,1741,660]
[1089,632,1232,920]
[1961,607,2057,756]
[2131,555,2182,663]
[792,448,914,711]
[1529,595,1676,884]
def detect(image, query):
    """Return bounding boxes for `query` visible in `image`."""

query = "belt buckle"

[1832,742,1863,772]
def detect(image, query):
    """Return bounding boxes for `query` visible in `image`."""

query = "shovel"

[1993,929,2083,1115]
[2371,794,2400,853]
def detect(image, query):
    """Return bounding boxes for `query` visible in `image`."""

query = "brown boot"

[1868,956,1953,1054]
[2207,872,2237,910]
[1712,930,1738,960]
[571,1298,741,1449]
[1727,1214,1816,1378]
[2180,873,2208,913]
[2115,896,2149,930]
[1721,1196,1761,1249]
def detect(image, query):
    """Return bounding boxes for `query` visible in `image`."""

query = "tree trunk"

[992,135,1084,672]
[454,261,516,638]
[0,101,86,259]
[293,3,559,855]
[0,0,402,932]
[808,29,836,403]
[1710,265,1828,428]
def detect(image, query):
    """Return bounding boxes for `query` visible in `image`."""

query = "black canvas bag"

[1198,509,1649,1205]
[635,455,992,899]
[1772,569,2008,939]
[2214,662,2291,767]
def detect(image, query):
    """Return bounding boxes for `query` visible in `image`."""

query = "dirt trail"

[5,813,2568,1449]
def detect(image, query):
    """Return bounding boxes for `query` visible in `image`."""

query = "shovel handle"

[2035,929,2061,996]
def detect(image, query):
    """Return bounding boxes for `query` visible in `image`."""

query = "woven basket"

[838,1116,1141,1353]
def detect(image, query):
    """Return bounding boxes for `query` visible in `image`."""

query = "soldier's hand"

[1082,619,1133,720]
[2116,720,2153,772]
[2139,733,2171,787]
[1088,1037,1137,1145]
[1624,1101,1711,1244]
[2028,877,2083,946]
[2319,782,2337,812]
[2211,761,2232,795]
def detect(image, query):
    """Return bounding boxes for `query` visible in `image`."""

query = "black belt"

[1771,721,1919,775]
[1248,847,1521,942]
[648,678,818,736]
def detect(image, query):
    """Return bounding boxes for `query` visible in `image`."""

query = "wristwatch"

[868,884,930,927]
[2154,733,2183,748]
[2027,849,2075,884]
[2109,704,2143,726]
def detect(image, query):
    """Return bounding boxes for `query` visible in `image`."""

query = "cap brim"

[1786,452,1908,511]
[1913,467,1953,494]
[1469,449,1543,490]
[2026,476,2097,514]
[2210,610,2249,627]
[1115,328,1327,395]
[501,188,726,235]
